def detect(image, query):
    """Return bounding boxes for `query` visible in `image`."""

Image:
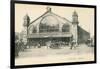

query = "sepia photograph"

[11,1,96,68]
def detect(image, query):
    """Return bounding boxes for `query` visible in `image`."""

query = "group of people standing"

[15,39,27,57]
[15,39,78,57]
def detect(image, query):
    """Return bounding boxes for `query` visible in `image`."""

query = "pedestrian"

[15,40,20,57]
[70,40,74,49]
[19,39,24,51]
[46,41,51,49]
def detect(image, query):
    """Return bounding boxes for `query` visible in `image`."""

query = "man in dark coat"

[15,40,20,57]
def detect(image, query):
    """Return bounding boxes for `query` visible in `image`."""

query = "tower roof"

[73,11,78,16]
[24,14,30,20]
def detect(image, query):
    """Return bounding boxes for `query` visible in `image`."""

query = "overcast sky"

[15,3,95,37]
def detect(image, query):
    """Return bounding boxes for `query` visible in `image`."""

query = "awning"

[27,32,72,38]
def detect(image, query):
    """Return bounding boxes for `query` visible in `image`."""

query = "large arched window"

[32,27,37,33]
[62,24,70,32]
[39,23,47,32]
[39,15,59,33]
[28,26,37,34]
[39,23,59,32]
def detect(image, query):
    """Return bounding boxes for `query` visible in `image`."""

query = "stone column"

[72,24,78,45]
[36,24,39,33]
[59,24,62,32]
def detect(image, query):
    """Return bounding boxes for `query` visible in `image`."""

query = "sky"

[15,3,95,37]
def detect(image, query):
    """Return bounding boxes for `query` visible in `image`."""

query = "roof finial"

[46,7,51,12]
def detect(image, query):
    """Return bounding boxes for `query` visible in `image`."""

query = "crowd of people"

[15,39,27,57]
[15,38,79,57]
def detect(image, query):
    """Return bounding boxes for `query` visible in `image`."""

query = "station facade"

[21,7,90,46]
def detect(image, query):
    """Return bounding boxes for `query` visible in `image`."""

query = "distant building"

[22,7,90,46]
